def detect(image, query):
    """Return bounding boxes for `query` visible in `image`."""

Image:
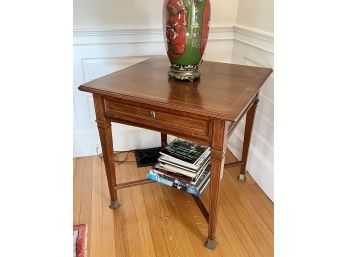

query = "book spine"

[172,179,203,196]
[197,178,210,195]
[194,149,211,167]
[159,150,210,171]
[190,161,210,185]
[147,171,173,187]
[147,170,205,197]
[160,138,208,166]
[160,147,197,164]
[153,168,192,184]
[158,157,197,172]
[159,163,196,178]
[159,153,198,170]
[193,147,211,165]
[185,186,200,196]
[196,156,211,172]
[185,178,210,196]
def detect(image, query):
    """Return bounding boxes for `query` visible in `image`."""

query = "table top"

[79,56,272,121]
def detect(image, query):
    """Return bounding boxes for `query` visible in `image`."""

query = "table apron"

[102,97,213,145]
[105,114,211,145]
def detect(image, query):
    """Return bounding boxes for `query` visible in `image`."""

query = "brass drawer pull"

[149,111,156,119]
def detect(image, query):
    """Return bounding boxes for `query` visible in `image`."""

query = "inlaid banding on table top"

[78,56,273,122]
[104,97,212,138]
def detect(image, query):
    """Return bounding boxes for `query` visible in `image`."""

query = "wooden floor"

[73,151,274,257]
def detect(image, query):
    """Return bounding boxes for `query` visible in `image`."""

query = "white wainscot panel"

[73,56,157,157]
[204,40,234,63]
[82,56,150,82]
[81,56,151,133]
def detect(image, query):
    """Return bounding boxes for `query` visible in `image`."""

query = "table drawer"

[104,98,211,140]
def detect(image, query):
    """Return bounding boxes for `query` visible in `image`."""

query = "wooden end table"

[78,56,272,249]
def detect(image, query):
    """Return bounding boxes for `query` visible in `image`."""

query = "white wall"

[74,0,238,29]
[236,0,274,33]
[73,0,274,201]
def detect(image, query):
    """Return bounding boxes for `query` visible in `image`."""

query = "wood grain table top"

[79,56,272,121]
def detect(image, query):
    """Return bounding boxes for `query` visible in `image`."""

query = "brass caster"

[109,199,121,210]
[238,174,246,182]
[205,239,217,250]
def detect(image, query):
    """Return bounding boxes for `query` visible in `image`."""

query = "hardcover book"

[147,137,211,196]
[147,165,211,196]
[158,154,210,173]
[160,138,210,169]
[158,162,197,178]
[153,159,210,185]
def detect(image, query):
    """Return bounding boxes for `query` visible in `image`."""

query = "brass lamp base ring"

[168,64,200,81]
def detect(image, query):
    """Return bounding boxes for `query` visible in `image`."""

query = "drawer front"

[104,98,211,141]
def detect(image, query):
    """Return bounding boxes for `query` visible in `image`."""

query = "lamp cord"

[96,147,159,165]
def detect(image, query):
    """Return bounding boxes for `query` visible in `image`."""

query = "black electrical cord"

[96,147,159,165]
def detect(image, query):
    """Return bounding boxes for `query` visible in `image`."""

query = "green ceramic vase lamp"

[163,0,211,81]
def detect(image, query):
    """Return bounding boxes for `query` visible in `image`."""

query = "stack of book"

[147,138,211,196]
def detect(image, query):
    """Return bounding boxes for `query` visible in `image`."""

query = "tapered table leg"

[205,149,226,250]
[205,119,229,250]
[239,98,259,182]
[94,94,120,210]
[161,133,167,147]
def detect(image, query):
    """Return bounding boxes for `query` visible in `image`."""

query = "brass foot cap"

[109,199,121,210]
[205,239,217,250]
[238,174,246,182]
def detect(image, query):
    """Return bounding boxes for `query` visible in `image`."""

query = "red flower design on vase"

[162,0,211,81]
[164,0,187,59]
[200,0,211,55]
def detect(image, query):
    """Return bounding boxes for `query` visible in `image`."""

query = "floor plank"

[165,188,223,257]
[225,153,274,215]
[112,160,130,257]
[119,153,144,257]
[139,167,171,257]
[78,157,93,256]
[222,168,274,235]
[200,186,250,257]
[100,159,117,257]
[73,158,83,225]
[128,154,157,257]
[73,151,274,257]
[90,157,103,257]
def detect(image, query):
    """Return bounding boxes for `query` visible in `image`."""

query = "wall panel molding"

[233,24,274,53]
[73,26,234,45]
